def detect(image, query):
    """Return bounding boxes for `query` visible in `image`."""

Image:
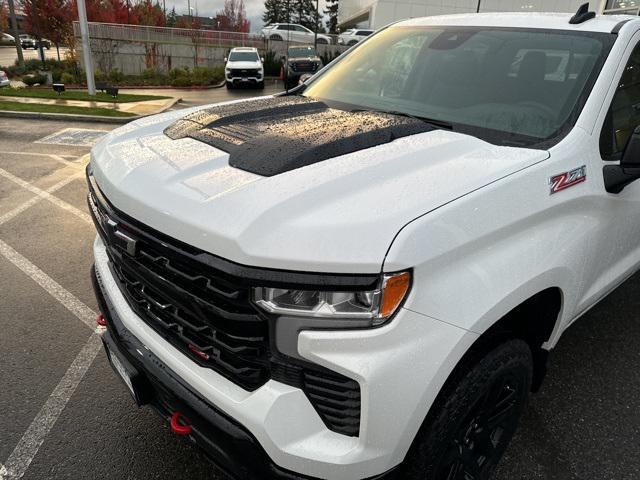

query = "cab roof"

[230,47,258,51]
[398,12,638,34]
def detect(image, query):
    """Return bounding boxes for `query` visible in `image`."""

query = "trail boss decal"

[549,166,587,194]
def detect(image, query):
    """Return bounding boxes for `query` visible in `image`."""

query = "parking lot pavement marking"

[0,239,97,330]
[0,168,92,225]
[0,173,83,226]
[0,333,103,480]
[0,152,86,170]
[35,128,109,147]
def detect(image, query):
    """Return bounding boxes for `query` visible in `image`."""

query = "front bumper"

[93,235,476,479]
[226,75,263,84]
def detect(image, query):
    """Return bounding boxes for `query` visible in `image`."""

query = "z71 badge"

[549,165,587,194]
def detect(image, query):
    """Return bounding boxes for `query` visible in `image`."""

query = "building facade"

[338,0,618,30]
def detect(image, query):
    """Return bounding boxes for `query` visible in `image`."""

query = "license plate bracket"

[105,342,148,406]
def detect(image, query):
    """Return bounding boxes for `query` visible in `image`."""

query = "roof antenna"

[569,3,595,24]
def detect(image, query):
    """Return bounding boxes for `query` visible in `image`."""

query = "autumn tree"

[324,0,338,34]
[133,0,164,26]
[215,0,249,33]
[21,0,74,59]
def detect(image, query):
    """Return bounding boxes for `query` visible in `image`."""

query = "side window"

[278,25,290,31]
[600,44,640,160]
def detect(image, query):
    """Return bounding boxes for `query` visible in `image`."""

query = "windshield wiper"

[350,108,453,130]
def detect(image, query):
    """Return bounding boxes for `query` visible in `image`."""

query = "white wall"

[339,0,607,29]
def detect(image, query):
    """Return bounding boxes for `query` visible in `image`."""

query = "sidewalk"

[0,94,178,116]
[120,78,284,107]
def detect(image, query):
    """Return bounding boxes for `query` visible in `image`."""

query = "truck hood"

[226,60,262,69]
[91,97,549,274]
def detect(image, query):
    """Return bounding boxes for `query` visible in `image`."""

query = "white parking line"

[0,334,103,480]
[0,168,92,225]
[0,237,102,479]
[0,151,83,169]
[0,174,82,226]
[0,239,97,329]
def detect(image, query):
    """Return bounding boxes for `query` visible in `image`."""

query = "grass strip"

[0,100,135,117]
[0,88,169,103]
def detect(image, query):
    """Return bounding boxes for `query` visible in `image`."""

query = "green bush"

[263,50,282,76]
[108,68,124,83]
[190,66,224,86]
[169,67,189,80]
[60,72,75,84]
[22,74,47,86]
[94,69,106,81]
[170,75,192,87]
[142,68,160,79]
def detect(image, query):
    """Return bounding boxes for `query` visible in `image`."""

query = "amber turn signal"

[380,271,411,319]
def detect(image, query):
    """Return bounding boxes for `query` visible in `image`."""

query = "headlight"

[252,271,410,326]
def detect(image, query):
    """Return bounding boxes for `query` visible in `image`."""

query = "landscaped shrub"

[142,68,160,79]
[52,70,62,83]
[263,50,281,76]
[60,72,75,84]
[108,68,124,83]
[191,66,224,86]
[94,69,106,81]
[22,74,47,86]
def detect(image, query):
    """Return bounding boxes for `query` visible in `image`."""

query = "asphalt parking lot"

[1,114,639,479]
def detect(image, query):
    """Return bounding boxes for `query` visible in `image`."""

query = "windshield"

[289,47,317,57]
[229,51,259,62]
[303,26,614,147]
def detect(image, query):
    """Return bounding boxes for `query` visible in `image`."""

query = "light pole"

[7,0,24,68]
[314,0,319,48]
[77,0,96,95]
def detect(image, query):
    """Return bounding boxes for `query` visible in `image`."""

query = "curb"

[0,110,139,123]
[0,97,182,123]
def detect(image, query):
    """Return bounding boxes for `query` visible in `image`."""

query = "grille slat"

[88,180,362,435]
[95,200,270,391]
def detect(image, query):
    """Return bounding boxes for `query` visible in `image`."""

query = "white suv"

[224,47,264,89]
[338,28,374,46]
[262,23,332,45]
[90,8,640,480]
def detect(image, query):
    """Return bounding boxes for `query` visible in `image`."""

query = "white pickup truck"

[89,6,640,480]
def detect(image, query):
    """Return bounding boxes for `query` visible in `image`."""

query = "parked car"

[282,45,323,88]
[338,28,374,46]
[89,7,640,480]
[262,23,332,45]
[224,47,264,89]
[19,35,51,50]
[0,71,9,88]
[1,33,15,46]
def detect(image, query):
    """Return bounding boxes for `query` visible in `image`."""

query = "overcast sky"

[166,0,329,32]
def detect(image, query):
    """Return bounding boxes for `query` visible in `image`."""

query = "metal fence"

[72,22,340,49]
[73,22,266,49]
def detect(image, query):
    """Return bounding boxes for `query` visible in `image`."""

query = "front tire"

[403,339,533,480]
[225,81,233,89]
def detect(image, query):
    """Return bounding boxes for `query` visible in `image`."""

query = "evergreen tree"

[324,0,338,34]
[291,0,315,30]
[166,6,177,26]
[262,0,286,25]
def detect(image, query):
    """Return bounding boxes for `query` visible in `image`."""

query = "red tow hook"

[96,314,107,327]
[170,412,192,436]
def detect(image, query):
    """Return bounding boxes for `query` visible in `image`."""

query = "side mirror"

[604,126,640,193]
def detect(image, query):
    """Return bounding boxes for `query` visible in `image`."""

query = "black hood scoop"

[164,96,434,176]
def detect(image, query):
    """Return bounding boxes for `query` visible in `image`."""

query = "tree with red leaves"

[133,0,165,26]
[215,0,249,33]
[21,0,74,59]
